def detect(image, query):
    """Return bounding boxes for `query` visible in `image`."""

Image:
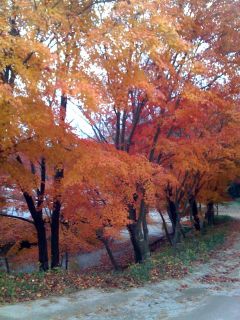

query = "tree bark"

[102,238,120,271]
[206,201,215,226]
[115,110,121,149]
[135,227,150,261]
[127,200,150,263]
[35,216,49,271]
[96,230,120,271]
[23,192,49,271]
[172,218,181,247]
[189,195,201,231]
[127,223,143,263]
[120,110,127,150]
[50,94,66,269]
[65,251,69,270]
[148,125,160,162]
[170,201,183,247]
[4,257,10,273]
[158,210,172,245]
[142,211,149,243]
[166,198,177,235]
[51,200,60,269]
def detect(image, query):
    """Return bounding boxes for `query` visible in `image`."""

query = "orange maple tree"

[0,0,240,271]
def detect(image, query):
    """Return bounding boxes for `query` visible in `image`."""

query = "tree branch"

[0,213,35,225]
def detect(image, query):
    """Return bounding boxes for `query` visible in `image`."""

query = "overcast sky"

[66,101,93,138]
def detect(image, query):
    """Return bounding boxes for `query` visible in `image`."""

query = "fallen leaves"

[198,274,240,284]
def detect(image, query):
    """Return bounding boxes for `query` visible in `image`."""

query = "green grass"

[214,214,233,224]
[127,217,232,283]
[0,271,46,303]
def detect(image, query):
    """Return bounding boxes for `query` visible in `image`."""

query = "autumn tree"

[75,0,188,261]
[0,0,115,270]
[79,0,240,249]
[62,140,166,267]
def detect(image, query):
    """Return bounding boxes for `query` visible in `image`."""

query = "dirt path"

[1,227,240,320]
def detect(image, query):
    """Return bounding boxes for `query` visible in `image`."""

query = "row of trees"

[0,0,240,271]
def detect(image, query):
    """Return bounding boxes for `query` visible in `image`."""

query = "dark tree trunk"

[149,125,160,162]
[127,200,150,263]
[115,110,121,150]
[60,254,64,267]
[102,238,120,271]
[50,94,66,269]
[127,201,141,263]
[142,211,149,243]
[167,198,177,235]
[206,201,215,226]
[51,164,62,269]
[35,217,49,271]
[65,252,69,270]
[158,211,172,245]
[23,192,49,271]
[189,195,201,231]
[137,200,150,260]
[172,218,182,247]
[51,203,60,269]
[120,110,127,150]
[5,257,10,273]
[96,230,120,271]
[170,202,183,247]
[127,223,143,263]
[134,223,150,262]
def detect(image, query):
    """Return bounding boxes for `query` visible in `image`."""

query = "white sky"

[66,101,93,137]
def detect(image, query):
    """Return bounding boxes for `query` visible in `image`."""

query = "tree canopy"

[0,0,239,271]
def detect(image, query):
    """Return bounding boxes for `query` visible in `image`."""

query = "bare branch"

[0,213,34,225]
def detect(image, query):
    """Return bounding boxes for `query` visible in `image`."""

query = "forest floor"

[0,206,240,319]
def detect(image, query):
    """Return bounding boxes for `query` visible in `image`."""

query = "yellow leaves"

[150,15,189,52]
[191,61,207,75]
[68,77,101,113]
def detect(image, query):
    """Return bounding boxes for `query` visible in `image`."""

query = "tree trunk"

[127,223,142,263]
[167,198,177,235]
[23,192,49,271]
[127,222,150,263]
[50,94,66,269]
[65,251,69,270]
[135,224,150,261]
[172,220,181,247]
[206,201,215,226]
[127,202,141,262]
[137,200,150,260]
[102,238,120,271]
[172,203,183,247]
[142,211,149,243]
[96,230,120,271]
[51,201,60,269]
[127,199,150,263]
[35,218,49,271]
[115,111,121,149]
[158,210,172,245]
[189,195,201,231]
[5,257,10,273]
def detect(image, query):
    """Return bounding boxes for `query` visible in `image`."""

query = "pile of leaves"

[0,269,132,304]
